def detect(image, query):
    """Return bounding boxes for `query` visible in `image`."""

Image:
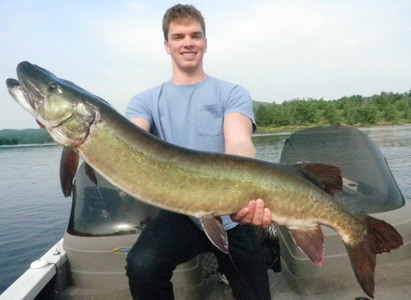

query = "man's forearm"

[225,140,256,158]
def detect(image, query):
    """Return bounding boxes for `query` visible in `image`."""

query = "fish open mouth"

[6,77,74,129]
[6,78,37,117]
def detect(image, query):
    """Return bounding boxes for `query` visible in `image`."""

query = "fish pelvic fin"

[60,147,79,197]
[295,163,342,196]
[200,215,229,254]
[345,216,403,298]
[290,225,325,266]
[84,163,98,186]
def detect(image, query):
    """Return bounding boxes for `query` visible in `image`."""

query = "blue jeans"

[126,210,271,300]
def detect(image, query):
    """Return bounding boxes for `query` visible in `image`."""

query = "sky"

[0,0,410,129]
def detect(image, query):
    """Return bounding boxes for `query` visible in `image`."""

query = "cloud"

[0,0,410,129]
[205,0,411,102]
[124,2,147,11]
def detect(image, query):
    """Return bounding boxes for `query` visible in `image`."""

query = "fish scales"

[78,108,356,232]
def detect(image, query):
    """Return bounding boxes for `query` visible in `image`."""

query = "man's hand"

[231,199,272,228]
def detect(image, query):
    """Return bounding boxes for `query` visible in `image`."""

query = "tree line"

[1,91,410,145]
[0,128,54,146]
[254,91,411,129]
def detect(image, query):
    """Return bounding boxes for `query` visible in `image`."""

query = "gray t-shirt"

[126,76,256,230]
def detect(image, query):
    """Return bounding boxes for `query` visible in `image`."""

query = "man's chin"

[179,62,202,73]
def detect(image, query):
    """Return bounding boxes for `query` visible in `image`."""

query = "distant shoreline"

[255,123,411,134]
[0,128,54,146]
[0,143,57,148]
[1,124,410,148]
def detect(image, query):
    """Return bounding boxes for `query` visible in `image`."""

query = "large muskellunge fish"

[6,61,403,298]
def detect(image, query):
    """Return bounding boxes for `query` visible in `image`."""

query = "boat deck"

[2,238,411,300]
[204,270,411,300]
[54,268,411,300]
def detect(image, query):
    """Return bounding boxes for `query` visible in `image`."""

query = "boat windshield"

[280,125,404,214]
[67,163,159,236]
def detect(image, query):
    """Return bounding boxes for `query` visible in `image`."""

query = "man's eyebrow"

[171,33,184,38]
[171,31,204,38]
[191,31,204,37]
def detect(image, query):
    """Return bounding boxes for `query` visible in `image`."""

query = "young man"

[125,4,272,300]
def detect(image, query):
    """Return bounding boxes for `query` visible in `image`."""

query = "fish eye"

[48,83,59,92]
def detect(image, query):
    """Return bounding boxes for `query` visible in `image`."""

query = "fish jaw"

[6,78,37,117]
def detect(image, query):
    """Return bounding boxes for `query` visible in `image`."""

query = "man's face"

[164,20,207,73]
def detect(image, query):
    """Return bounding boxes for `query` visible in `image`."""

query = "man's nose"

[183,36,194,47]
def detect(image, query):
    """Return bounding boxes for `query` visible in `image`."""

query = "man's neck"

[171,66,207,85]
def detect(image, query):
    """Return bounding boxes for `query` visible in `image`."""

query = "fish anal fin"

[296,163,342,196]
[290,225,325,266]
[60,147,79,197]
[200,215,229,254]
[84,163,98,186]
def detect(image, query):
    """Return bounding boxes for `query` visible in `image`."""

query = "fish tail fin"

[345,216,403,298]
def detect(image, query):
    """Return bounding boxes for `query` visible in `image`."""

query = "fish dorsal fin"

[295,163,342,196]
[200,215,229,254]
[289,225,325,266]
[84,163,98,186]
[60,147,79,197]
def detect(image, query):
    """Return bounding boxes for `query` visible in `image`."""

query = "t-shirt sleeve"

[223,85,257,132]
[125,92,153,125]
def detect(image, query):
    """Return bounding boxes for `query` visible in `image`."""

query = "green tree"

[355,105,379,124]
[255,105,271,127]
[323,102,340,125]
[0,137,18,145]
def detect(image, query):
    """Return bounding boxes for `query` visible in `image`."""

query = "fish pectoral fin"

[84,163,98,186]
[295,163,342,196]
[289,225,325,266]
[200,215,229,254]
[60,147,79,197]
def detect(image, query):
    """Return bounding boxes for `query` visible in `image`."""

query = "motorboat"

[1,125,410,300]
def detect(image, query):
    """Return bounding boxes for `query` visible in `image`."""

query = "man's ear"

[164,40,171,54]
[204,38,207,53]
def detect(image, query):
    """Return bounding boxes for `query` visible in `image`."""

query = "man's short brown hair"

[162,4,206,41]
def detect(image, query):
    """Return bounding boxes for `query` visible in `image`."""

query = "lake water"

[0,126,410,294]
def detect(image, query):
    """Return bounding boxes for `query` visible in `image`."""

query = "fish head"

[6,61,97,147]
